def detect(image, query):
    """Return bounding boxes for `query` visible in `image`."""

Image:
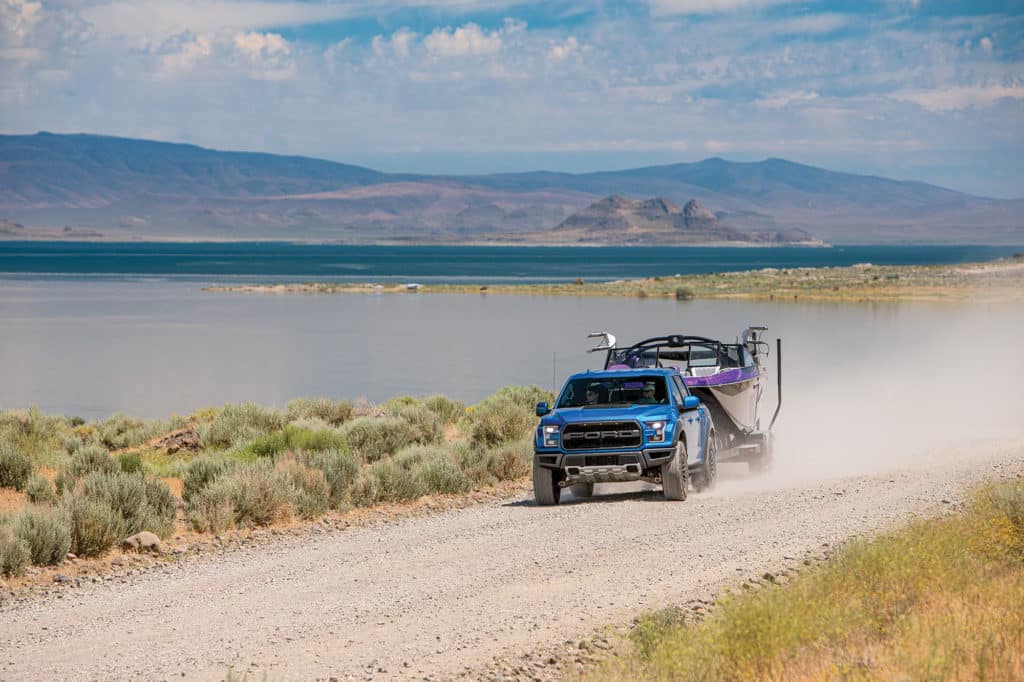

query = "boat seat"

[689,366,720,377]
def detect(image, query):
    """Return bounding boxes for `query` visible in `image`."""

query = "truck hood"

[542,404,675,426]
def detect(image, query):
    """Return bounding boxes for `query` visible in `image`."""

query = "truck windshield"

[557,376,669,408]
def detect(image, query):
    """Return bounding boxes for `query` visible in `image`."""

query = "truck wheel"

[692,432,718,493]
[749,432,774,474]
[661,441,689,501]
[569,482,594,499]
[533,460,561,506]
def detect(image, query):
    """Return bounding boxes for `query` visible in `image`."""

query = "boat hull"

[683,366,761,432]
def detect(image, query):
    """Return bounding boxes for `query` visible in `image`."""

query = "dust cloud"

[739,303,1024,487]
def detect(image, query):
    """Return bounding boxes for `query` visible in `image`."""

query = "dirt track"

[2,438,1023,681]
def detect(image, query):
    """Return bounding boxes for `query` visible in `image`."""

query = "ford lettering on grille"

[562,422,642,450]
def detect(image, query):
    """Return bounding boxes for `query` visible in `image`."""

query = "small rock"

[122,531,162,554]
[65,553,77,561]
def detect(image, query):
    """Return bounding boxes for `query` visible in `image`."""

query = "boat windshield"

[558,376,669,408]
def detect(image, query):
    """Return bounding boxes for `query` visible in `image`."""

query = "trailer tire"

[692,432,718,493]
[533,460,561,506]
[569,482,595,499]
[661,441,689,501]
[749,432,774,474]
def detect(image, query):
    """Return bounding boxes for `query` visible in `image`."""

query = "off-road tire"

[749,432,774,475]
[692,432,718,493]
[661,441,689,501]
[569,482,595,499]
[533,460,561,506]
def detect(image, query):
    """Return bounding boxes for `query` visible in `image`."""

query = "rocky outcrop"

[545,195,803,244]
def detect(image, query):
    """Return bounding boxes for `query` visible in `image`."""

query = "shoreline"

[205,256,1024,304]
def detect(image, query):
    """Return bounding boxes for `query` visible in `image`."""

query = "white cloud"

[546,36,578,63]
[771,13,851,35]
[892,85,1024,111]
[979,36,993,54]
[424,23,502,57]
[648,0,802,16]
[1,0,43,41]
[0,45,44,64]
[755,90,819,109]
[157,33,211,77]
[372,29,416,58]
[233,31,294,80]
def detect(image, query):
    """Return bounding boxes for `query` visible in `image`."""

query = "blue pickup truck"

[533,366,716,505]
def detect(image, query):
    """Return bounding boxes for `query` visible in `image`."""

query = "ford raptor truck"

[532,367,715,505]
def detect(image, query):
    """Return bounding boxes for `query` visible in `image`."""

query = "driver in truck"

[635,381,658,404]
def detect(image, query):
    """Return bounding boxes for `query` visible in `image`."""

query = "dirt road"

[2,438,1022,681]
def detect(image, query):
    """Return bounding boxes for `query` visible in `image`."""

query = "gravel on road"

[2,438,1022,681]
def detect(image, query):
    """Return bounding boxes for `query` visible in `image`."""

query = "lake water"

[1,242,1021,284]
[2,277,1022,440]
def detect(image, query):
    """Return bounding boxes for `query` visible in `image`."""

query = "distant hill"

[523,195,815,244]
[1,132,1021,244]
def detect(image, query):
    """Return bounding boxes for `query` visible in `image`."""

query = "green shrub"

[274,455,330,519]
[383,396,421,411]
[675,287,696,301]
[350,459,426,507]
[344,416,421,462]
[117,451,144,474]
[54,469,75,497]
[65,444,120,479]
[200,403,285,449]
[218,464,294,527]
[187,483,235,533]
[393,444,450,471]
[0,442,32,490]
[485,440,533,481]
[240,425,349,459]
[285,398,354,426]
[411,454,470,495]
[391,404,444,446]
[182,455,235,502]
[468,398,536,449]
[143,477,180,534]
[13,506,71,565]
[26,474,57,505]
[0,408,77,459]
[479,385,554,412]
[299,449,360,509]
[423,395,465,424]
[0,527,30,576]
[452,441,496,486]
[61,492,124,557]
[95,413,162,450]
[79,471,176,538]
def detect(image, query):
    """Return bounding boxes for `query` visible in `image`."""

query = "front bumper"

[534,447,676,476]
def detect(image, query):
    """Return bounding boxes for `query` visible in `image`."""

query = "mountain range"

[1,132,1021,244]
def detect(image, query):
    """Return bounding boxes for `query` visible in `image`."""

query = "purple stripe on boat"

[682,366,759,388]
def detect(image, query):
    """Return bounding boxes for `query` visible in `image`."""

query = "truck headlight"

[646,421,666,443]
[542,425,559,448]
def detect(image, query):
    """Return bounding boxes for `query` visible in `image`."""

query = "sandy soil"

[1,438,1022,681]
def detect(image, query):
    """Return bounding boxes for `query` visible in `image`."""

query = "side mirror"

[536,401,550,417]
[680,396,699,411]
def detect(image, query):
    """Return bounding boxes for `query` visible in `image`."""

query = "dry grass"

[591,477,1024,681]
[205,257,1024,304]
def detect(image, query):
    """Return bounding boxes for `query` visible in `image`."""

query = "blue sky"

[1,0,1022,197]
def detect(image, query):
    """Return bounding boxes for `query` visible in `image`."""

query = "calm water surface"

[2,242,1022,283]
[2,278,1022,434]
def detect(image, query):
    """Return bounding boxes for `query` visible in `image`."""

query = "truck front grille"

[561,422,642,451]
